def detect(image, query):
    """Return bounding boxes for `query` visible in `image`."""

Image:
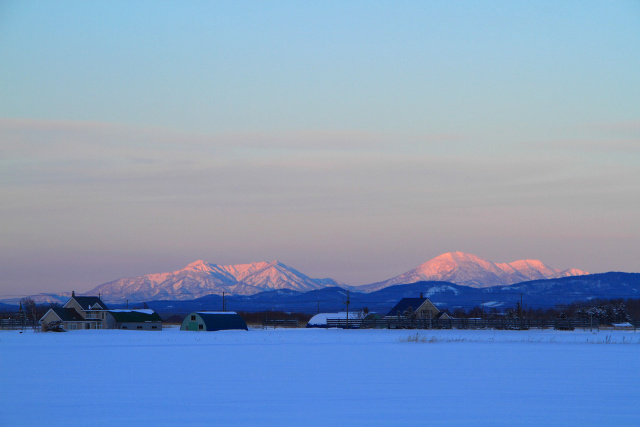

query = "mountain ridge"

[87,260,344,302]
[5,273,639,314]
[358,251,588,292]
[4,252,590,304]
[129,272,640,315]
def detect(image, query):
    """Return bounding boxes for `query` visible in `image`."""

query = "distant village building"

[180,312,248,331]
[40,307,88,331]
[40,292,109,330]
[40,292,162,331]
[386,296,450,320]
[306,312,351,328]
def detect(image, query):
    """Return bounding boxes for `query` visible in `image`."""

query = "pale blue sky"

[1,1,639,295]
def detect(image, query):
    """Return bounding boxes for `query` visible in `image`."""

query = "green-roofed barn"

[105,310,163,331]
[180,312,248,332]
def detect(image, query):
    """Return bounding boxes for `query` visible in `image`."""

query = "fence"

[0,319,39,330]
[326,317,601,331]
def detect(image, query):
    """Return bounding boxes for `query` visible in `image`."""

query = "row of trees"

[450,298,639,324]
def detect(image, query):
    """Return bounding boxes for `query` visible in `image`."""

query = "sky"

[1,1,639,297]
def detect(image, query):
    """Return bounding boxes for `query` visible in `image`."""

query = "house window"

[69,324,76,330]
[191,315,196,321]
[86,323,91,329]
[137,326,142,330]
[122,326,127,329]
[152,326,157,329]
[199,324,203,330]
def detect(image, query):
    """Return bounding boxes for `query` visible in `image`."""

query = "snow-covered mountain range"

[359,252,588,292]
[5,252,589,304]
[87,260,344,302]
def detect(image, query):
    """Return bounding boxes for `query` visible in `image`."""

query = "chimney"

[420,292,423,299]
[72,290,75,297]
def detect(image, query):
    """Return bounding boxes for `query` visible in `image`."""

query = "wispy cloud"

[2,118,635,206]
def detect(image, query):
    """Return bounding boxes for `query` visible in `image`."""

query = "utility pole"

[317,301,320,314]
[222,292,226,312]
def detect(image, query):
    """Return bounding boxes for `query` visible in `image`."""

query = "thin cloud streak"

[2,118,637,213]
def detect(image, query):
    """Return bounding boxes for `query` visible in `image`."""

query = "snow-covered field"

[2,327,640,426]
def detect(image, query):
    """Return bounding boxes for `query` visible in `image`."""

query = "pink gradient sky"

[1,1,639,296]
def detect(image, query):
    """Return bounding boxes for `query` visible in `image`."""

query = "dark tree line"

[162,310,313,325]
[0,298,60,321]
[451,298,640,324]
[237,311,313,325]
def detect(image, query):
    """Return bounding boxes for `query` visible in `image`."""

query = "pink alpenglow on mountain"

[359,252,588,292]
[88,260,344,302]
[84,252,588,303]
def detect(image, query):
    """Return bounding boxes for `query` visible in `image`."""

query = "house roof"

[193,312,248,331]
[50,307,85,322]
[108,310,162,323]
[70,296,109,311]
[387,298,430,317]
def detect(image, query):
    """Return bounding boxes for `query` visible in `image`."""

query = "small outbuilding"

[181,312,248,331]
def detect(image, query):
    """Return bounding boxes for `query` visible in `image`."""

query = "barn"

[180,312,248,331]
[105,309,163,331]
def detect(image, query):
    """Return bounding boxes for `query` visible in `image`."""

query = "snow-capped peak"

[184,260,215,272]
[359,252,588,291]
[87,259,346,302]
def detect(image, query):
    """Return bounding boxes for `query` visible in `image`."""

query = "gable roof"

[69,296,109,311]
[387,298,431,317]
[108,310,162,323]
[50,307,85,322]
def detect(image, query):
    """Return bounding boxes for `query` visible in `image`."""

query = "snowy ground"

[2,327,640,426]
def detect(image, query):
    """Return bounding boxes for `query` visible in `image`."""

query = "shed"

[181,312,248,331]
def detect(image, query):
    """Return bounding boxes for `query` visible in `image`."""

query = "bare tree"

[353,307,370,320]
[20,297,45,331]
